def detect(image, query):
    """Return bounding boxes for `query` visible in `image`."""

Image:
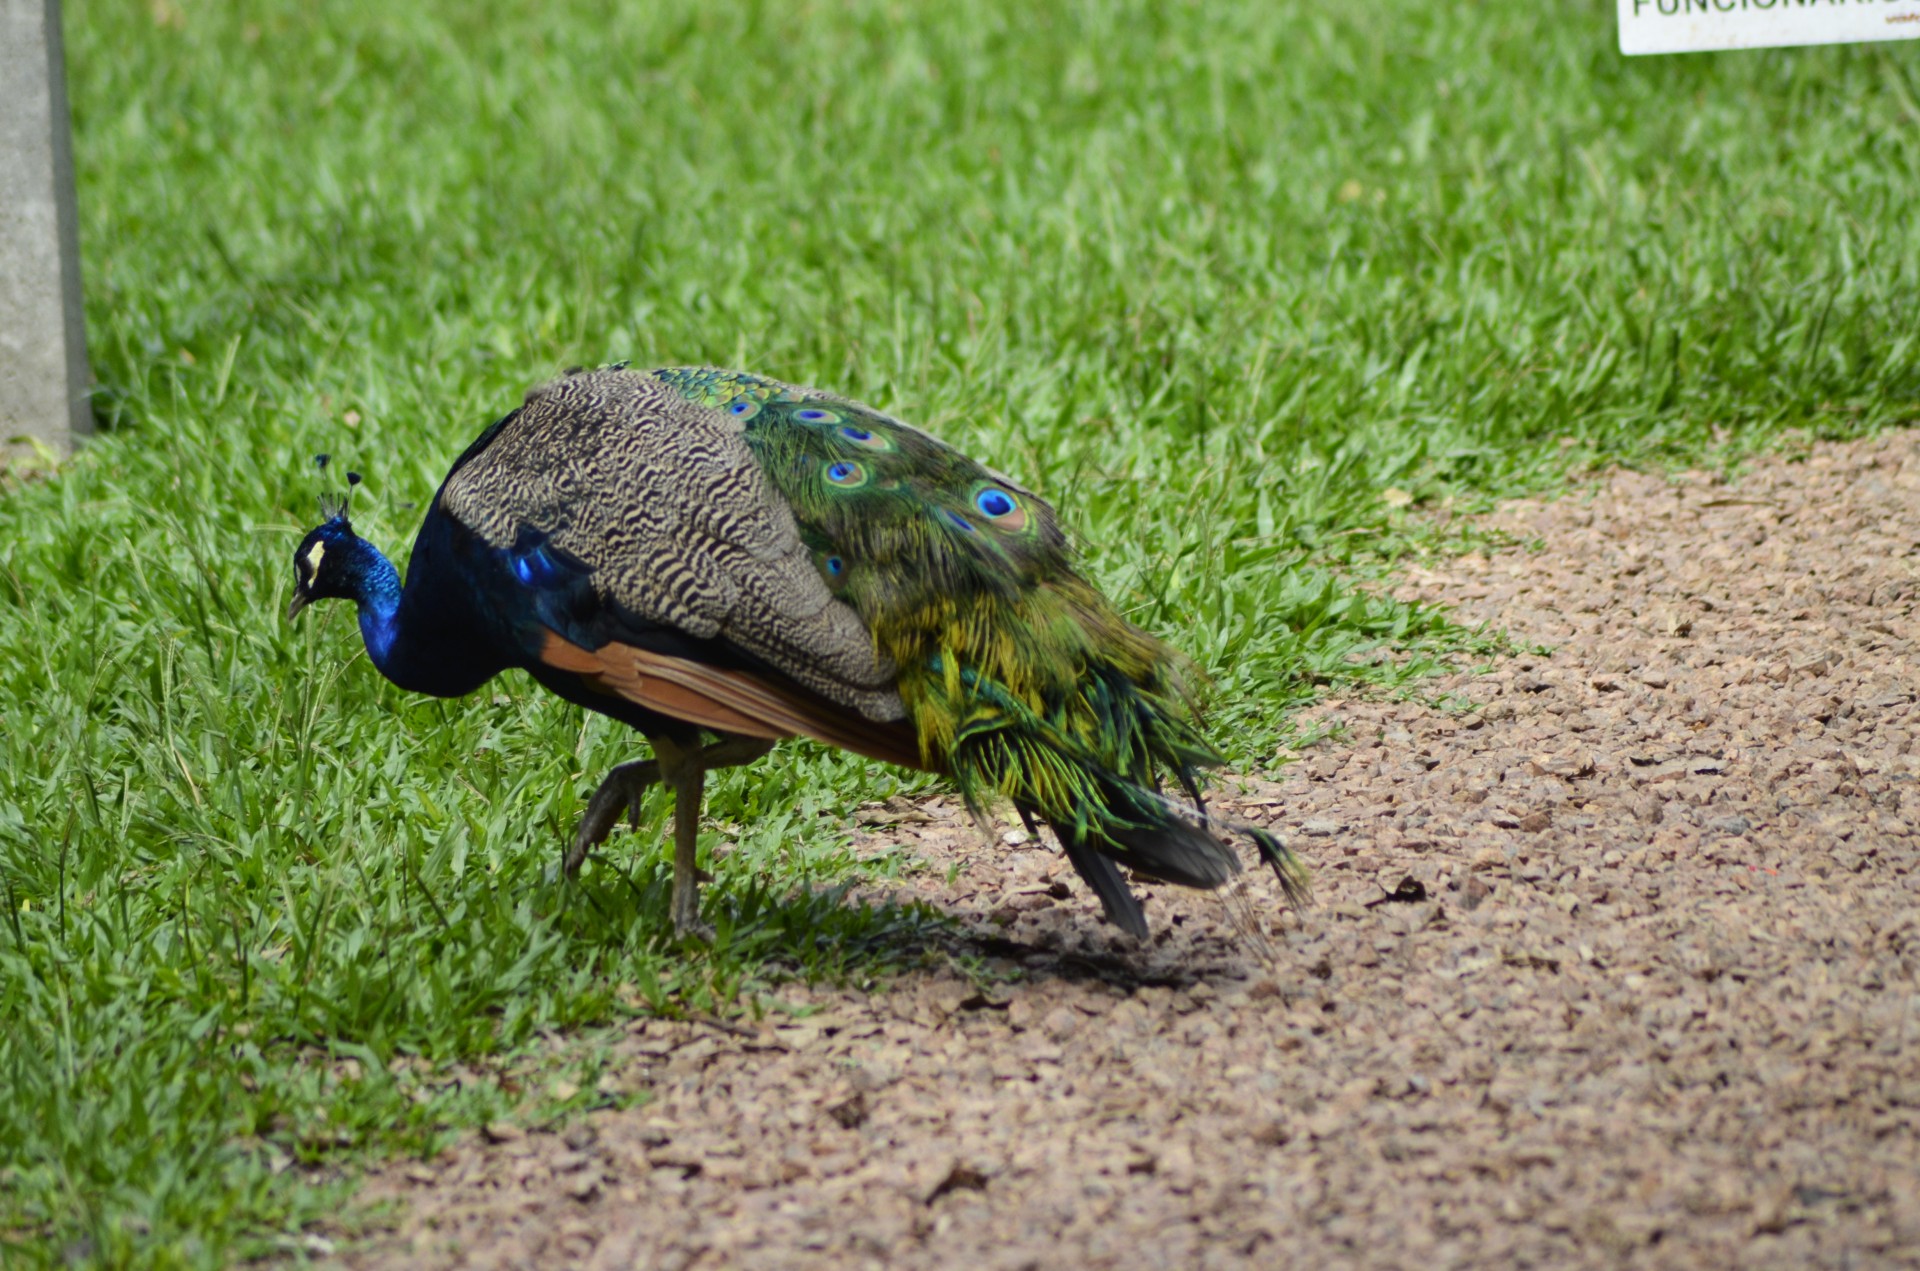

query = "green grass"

[2,0,1915,1263]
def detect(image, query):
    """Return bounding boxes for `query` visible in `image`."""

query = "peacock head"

[286,464,379,620]
[285,514,366,620]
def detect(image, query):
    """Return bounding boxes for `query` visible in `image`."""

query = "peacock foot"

[668,883,714,952]
[677,923,717,944]
[564,758,661,876]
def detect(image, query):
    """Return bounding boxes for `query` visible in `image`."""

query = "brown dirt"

[332,431,1920,1270]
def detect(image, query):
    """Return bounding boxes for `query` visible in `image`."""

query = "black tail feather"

[1246,824,1313,908]
[1056,826,1150,940]
[1106,817,1241,890]
[1037,784,1311,937]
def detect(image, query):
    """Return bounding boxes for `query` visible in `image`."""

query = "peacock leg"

[687,735,776,773]
[666,760,711,940]
[660,735,775,940]
[568,734,777,936]
[564,757,661,876]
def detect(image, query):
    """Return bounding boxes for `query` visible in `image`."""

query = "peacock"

[286,366,1308,940]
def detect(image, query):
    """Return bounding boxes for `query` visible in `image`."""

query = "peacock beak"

[286,592,311,621]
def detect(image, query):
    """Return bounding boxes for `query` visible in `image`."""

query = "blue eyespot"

[729,400,751,414]
[945,510,975,532]
[827,462,857,482]
[975,488,1016,518]
[796,408,838,423]
[839,425,873,442]
[825,556,846,576]
[968,483,1031,531]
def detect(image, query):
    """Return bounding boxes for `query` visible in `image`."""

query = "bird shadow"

[552,854,1283,1001]
[548,858,952,985]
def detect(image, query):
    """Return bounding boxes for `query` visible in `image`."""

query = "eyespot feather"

[824,460,867,488]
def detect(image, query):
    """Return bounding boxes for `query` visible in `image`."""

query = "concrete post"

[1,0,91,457]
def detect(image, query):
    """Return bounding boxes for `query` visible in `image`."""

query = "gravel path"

[337,431,1920,1270]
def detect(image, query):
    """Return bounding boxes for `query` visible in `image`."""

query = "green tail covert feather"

[657,367,1311,934]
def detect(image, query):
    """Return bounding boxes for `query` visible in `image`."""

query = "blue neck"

[351,545,405,672]
[339,533,500,697]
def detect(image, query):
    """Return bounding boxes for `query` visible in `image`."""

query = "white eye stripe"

[304,541,326,573]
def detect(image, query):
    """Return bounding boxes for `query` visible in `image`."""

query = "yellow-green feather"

[653,367,1309,923]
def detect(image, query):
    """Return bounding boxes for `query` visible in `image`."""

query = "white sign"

[1619,0,1920,54]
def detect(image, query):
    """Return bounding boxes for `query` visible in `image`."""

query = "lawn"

[2,0,1915,1264]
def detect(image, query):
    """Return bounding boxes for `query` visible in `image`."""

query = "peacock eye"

[728,399,758,418]
[825,556,846,576]
[796,408,839,423]
[825,461,864,486]
[969,484,1029,531]
[839,425,873,442]
[974,488,1016,518]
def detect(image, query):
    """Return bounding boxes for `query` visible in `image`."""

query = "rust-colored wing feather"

[537,632,926,771]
